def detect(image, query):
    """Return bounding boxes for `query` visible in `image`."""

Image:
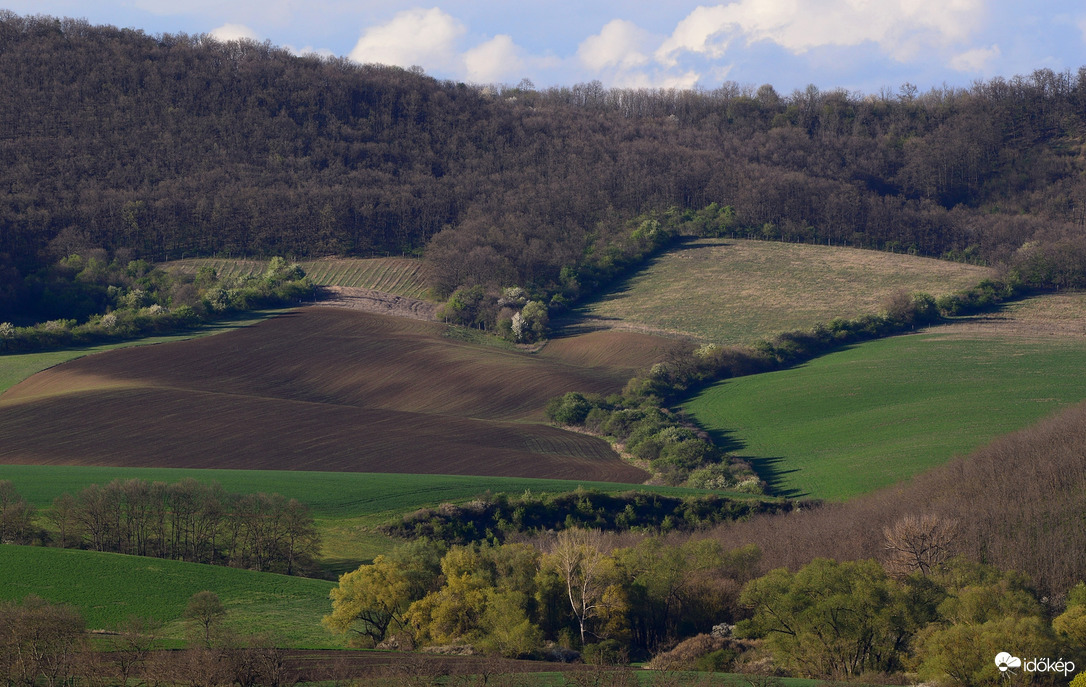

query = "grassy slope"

[684,328,1086,501]
[0,545,340,648]
[581,238,991,344]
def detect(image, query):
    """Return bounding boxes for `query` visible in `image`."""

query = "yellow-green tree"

[1054,582,1086,668]
[323,555,412,647]
[737,558,918,679]
[912,561,1057,686]
[405,546,492,645]
[478,589,543,658]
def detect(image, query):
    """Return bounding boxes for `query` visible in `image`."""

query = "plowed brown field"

[0,308,659,482]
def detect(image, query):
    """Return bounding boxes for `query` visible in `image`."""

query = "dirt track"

[316,286,438,320]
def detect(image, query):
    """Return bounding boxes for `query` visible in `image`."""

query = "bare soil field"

[0,308,655,482]
[538,329,685,375]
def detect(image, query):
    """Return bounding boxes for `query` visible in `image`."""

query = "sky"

[7,1,1086,95]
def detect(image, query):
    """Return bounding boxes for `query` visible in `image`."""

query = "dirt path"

[316,286,437,321]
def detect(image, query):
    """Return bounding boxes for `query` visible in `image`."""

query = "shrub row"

[546,392,761,489]
[380,489,797,545]
[548,275,1033,490]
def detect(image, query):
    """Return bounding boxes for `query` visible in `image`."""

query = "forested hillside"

[3,12,1086,322]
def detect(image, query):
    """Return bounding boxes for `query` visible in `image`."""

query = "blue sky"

[8,1,1086,95]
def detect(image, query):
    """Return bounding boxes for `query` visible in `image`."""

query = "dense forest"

[3,12,1086,324]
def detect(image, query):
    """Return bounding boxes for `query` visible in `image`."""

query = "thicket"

[323,529,1086,684]
[6,13,1086,325]
[5,478,320,576]
[324,532,764,661]
[436,211,680,341]
[379,489,797,545]
[0,253,313,352]
[735,557,1085,685]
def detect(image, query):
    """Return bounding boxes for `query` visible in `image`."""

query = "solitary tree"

[184,591,226,649]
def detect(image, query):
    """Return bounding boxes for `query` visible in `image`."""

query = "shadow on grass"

[701,427,806,499]
[741,456,805,500]
[550,237,733,338]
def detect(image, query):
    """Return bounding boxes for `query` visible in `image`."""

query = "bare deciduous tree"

[883,513,958,577]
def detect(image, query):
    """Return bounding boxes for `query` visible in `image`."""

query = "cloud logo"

[995,652,1022,673]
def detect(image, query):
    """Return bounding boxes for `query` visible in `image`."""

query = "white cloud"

[349,7,465,70]
[463,34,523,83]
[209,23,260,42]
[578,19,652,71]
[577,19,703,89]
[612,69,702,90]
[949,43,1000,72]
[656,0,987,66]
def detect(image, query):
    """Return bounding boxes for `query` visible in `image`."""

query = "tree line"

[0,252,313,352]
[1,478,320,575]
[324,527,1086,685]
[5,13,1086,324]
[323,532,762,662]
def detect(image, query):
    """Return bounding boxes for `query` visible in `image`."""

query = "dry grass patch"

[928,291,1086,340]
[582,239,992,344]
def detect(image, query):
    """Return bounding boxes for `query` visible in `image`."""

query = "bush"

[545,392,594,426]
[646,634,744,671]
[582,639,627,666]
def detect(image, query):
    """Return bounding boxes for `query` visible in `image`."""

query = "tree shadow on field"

[742,456,805,499]
[550,237,724,337]
[703,427,806,499]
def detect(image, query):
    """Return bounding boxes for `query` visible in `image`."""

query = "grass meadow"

[684,331,1086,501]
[0,545,340,647]
[581,238,991,343]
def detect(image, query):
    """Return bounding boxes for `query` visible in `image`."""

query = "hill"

[580,238,992,343]
[684,292,1086,499]
[0,307,671,482]
[4,12,1086,324]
